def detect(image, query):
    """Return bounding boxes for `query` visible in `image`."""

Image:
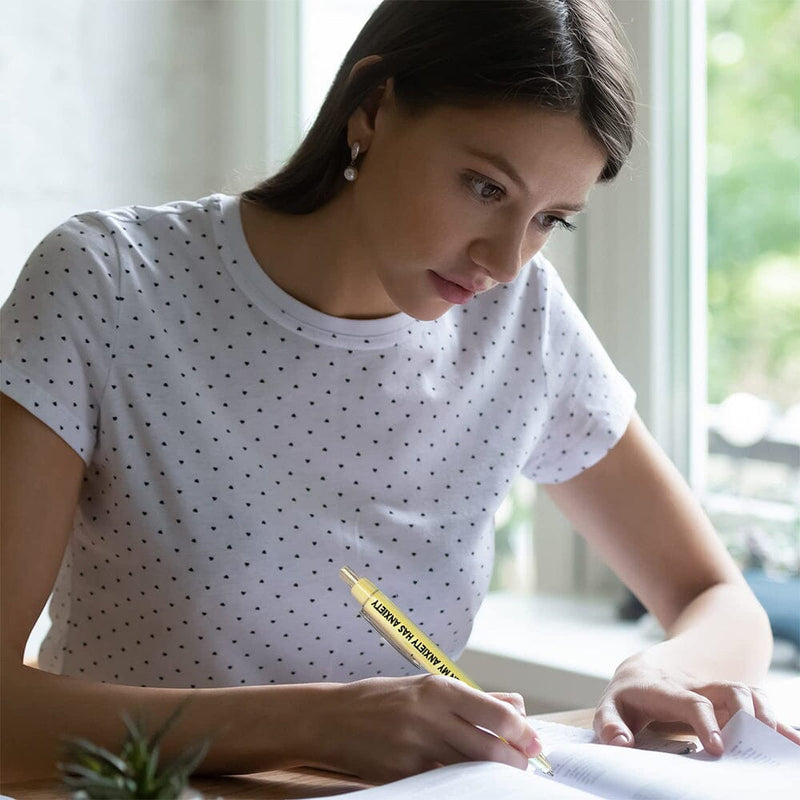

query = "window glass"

[300,0,380,129]
[704,0,799,583]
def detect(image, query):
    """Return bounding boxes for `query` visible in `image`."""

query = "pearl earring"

[344,141,360,181]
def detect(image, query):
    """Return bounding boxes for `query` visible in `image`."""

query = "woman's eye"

[465,174,504,203]
[537,213,577,232]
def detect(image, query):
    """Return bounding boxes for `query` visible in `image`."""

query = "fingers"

[418,738,474,772]
[491,690,527,717]
[593,701,635,747]
[442,717,532,770]
[750,688,777,730]
[680,695,725,756]
[330,676,539,781]
[701,681,755,729]
[492,690,545,756]
[446,682,541,767]
[599,689,724,754]
[598,676,782,758]
[776,721,800,747]
[699,682,778,741]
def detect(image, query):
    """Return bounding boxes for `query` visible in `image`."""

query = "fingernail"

[525,737,542,757]
[710,732,724,752]
[609,733,630,746]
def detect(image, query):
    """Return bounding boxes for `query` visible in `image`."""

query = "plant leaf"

[136,742,161,798]
[60,737,131,776]
[59,703,208,799]
[148,698,192,751]
[60,764,129,793]
[122,720,154,777]
[159,737,210,782]
[121,712,147,744]
[156,773,187,800]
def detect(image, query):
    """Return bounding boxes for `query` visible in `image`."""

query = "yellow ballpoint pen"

[339,566,554,776]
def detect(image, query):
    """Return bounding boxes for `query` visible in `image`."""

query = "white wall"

[1,0,298,305]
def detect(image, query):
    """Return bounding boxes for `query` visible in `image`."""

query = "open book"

[317,710,800,799]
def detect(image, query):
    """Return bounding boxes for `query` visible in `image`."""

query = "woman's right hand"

[309,674,543,783]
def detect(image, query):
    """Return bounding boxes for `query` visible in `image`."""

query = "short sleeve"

[0,214,121,463]
[522,257,636,484]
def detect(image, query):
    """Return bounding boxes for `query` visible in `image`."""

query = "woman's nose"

[468,228,538,285]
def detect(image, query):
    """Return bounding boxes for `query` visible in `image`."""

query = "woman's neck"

[238,195,400,320]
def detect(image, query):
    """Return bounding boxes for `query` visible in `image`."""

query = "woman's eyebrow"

[463,146,528,190]
[462,146,585,212]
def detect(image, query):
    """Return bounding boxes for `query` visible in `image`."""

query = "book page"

[529,717,596,748]
[315,711,800,799]
[314,760,592,799]
[546,710,800,800]
[689,706,800,766]
[531,716,697,755]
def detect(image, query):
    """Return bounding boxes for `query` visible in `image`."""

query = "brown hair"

[242,0,636,215]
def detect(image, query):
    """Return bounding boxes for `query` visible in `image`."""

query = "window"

[300,0,381,131]
[702,0,799,642]
[496,0,799,608]
[469,0,797,707]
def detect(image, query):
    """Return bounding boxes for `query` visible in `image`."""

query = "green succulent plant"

[58,701,209,799]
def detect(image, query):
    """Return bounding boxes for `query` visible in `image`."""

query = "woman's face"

[347,87,608,321]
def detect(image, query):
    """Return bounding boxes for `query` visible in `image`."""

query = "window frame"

[532,0,707,595]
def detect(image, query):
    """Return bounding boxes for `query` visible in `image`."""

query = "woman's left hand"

[594,653,800,755]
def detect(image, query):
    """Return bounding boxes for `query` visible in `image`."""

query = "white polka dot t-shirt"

[1,194,635,688]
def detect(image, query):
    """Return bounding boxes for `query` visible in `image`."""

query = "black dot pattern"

[0,194,635,688]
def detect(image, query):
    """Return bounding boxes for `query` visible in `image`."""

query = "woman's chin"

[407,302,455,322]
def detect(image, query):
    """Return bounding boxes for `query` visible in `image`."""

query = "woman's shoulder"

[7,195,236,308]
[17,194,231,274]
[69,193,228,239]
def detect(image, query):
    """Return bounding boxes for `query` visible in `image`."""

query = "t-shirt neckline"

[213,193,418,348]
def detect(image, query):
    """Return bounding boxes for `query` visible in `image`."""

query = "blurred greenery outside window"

[703,0,799,580]
[491,0,799,594]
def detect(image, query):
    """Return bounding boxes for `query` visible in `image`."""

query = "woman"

[1,0,793,784]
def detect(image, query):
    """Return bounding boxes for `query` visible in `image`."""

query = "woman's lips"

[428,270,475,304]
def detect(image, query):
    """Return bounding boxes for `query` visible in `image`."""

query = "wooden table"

[0,709,695,799]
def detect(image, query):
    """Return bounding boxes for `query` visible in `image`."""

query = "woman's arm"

[0,394,302,780]
[0,395,541,782]
[544,411,798,752]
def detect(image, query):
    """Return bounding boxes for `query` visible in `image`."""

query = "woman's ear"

[346,56,395,155]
